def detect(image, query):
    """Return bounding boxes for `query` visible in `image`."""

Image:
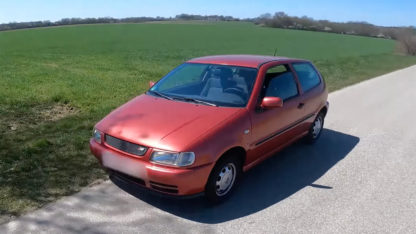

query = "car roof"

[187,55,307,68]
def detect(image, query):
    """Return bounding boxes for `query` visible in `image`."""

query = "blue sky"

[0,0,414,26]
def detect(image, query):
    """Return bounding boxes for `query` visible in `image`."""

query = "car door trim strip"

[255,113,315,146]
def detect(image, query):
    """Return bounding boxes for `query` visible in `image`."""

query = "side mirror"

[149,81,155,88]
[261,97,283,109]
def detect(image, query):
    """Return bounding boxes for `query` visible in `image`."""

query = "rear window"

[292,63,321,92]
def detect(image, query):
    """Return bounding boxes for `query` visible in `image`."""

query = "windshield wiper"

[177,97,217,106]
[149,90,173,100]
[149,91,216,106]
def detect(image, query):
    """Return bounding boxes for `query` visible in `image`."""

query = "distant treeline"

[0,14,239,31]
[1,12,415,55]
[254,12,415,40]
[253,12,416,55]
[1,12,413,40]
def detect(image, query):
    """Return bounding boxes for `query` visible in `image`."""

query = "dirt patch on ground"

[37,104,79,122]
[7,122,19,131]
[1,104,79,133]
[42,62,59,69]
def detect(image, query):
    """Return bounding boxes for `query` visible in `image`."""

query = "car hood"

[96,94,242,151]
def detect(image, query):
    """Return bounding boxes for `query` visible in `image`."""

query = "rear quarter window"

[292,63,321,92]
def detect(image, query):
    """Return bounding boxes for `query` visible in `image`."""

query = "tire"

[305,112,325,144]
[205,155,242,204]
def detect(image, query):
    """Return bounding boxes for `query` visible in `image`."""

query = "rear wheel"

[305,112,324,144]
[205,155,242,203]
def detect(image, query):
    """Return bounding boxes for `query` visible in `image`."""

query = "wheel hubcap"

[216,163,236,196]
[312,116,322,138]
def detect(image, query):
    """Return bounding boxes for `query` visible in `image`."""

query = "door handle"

[297,103,305,109]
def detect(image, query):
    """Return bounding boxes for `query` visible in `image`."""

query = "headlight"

[93,128,102,144]
[150,150,195,167]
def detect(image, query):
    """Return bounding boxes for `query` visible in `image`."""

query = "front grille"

[105,134,147,156]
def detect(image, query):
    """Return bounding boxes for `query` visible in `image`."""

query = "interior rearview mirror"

[261,97,283,109]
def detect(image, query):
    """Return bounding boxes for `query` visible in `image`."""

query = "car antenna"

[273,48,278,56]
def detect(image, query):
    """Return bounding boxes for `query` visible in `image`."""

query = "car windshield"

[148,63,258,107]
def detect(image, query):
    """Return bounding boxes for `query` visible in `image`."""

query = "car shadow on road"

[110,128,359,224]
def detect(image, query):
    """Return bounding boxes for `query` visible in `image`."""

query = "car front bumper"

[89,139,213,196]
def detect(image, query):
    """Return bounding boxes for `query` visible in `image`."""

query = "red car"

[90,55,328,203]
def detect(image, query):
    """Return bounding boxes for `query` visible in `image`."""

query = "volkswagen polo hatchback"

[90,55,329,203]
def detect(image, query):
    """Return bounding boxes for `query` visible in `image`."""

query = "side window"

[292,63,321,92]
[263,64,298,100]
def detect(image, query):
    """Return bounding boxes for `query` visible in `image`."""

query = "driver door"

[248,63,304,164]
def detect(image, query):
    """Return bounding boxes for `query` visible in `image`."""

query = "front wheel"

[305,112,324,144]
[205,156,242,203]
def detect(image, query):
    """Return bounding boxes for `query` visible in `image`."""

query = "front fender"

[187,110,251,166]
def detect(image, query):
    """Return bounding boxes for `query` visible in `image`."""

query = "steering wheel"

[223,87,246,100]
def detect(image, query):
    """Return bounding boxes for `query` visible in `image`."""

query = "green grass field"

[1,21,416,220]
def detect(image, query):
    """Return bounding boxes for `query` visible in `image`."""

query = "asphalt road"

[2,65,416,233]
